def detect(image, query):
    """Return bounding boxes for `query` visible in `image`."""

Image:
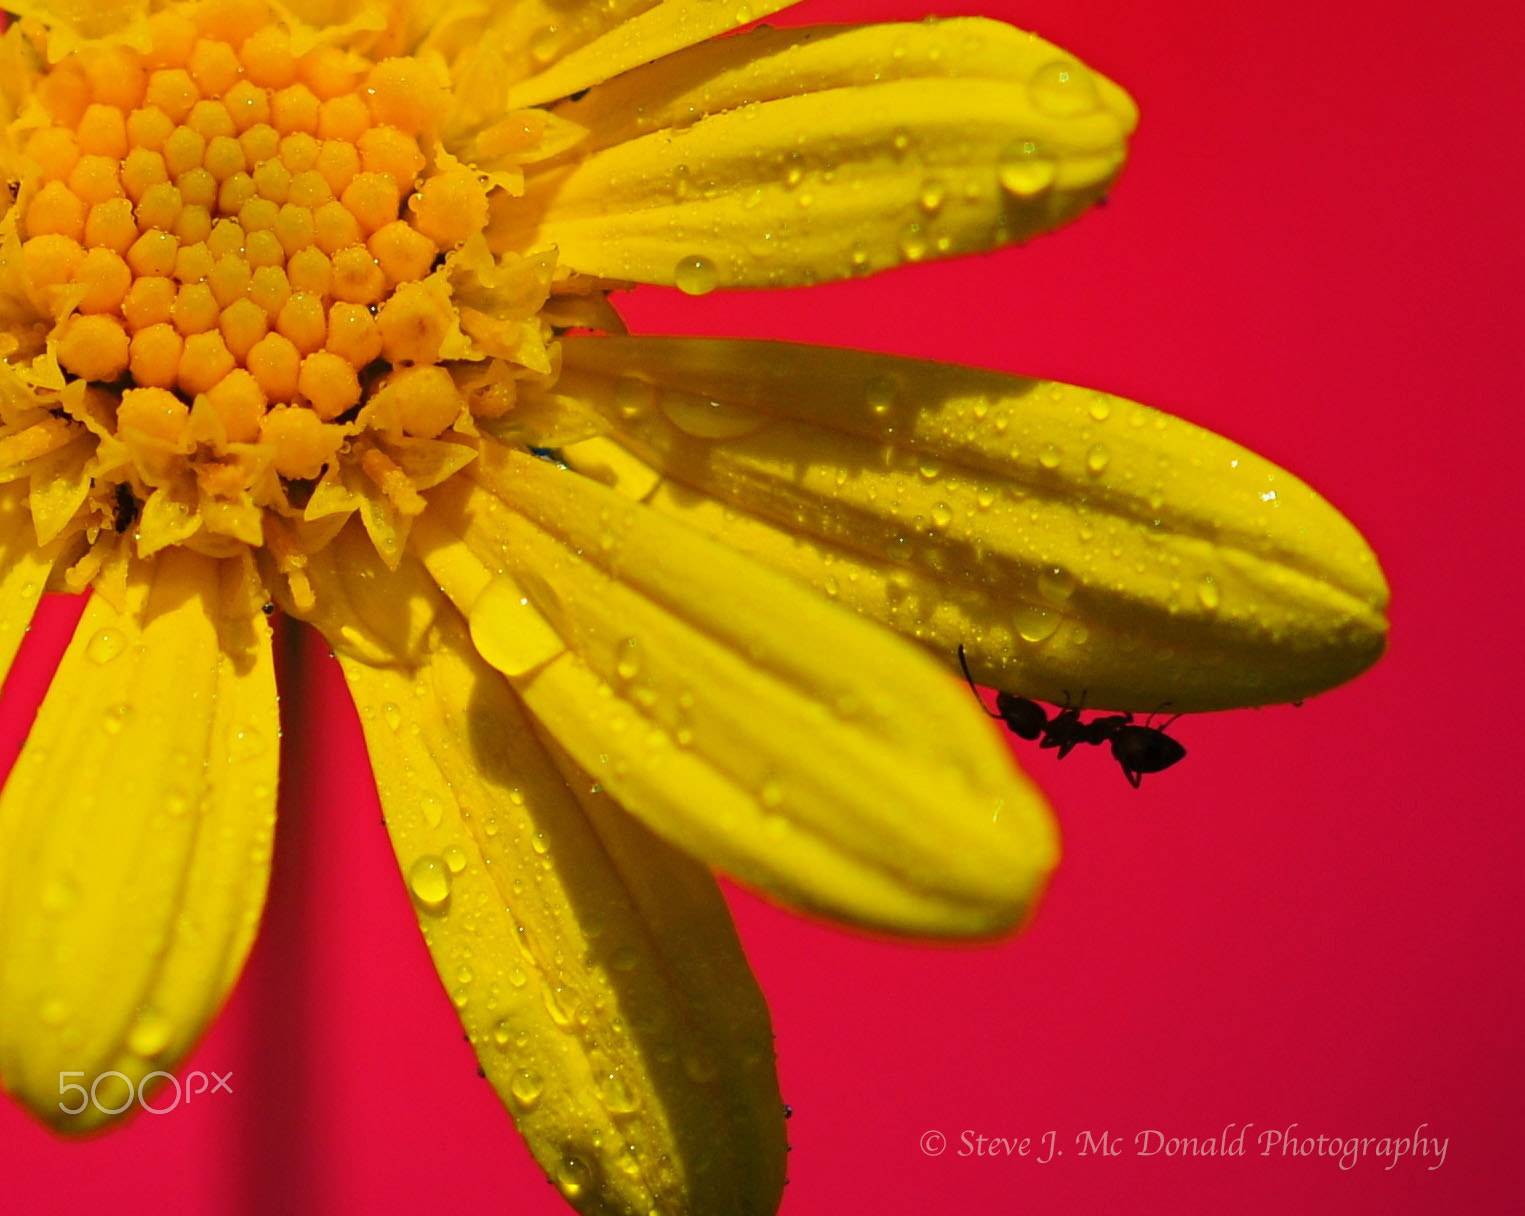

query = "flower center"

[3,0,551,571]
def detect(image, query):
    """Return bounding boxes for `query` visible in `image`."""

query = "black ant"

[957,645,1186,786]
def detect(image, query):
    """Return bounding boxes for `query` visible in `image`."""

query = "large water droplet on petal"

[674,254,718,296]
[407,854,451,910]
[659,390,767,439]
[468,574,565,677]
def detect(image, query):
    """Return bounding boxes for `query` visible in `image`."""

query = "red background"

[3,0,1522,1212]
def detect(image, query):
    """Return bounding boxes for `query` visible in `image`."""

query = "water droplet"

[918,460,942,481]
[1013,604,1060,643]
[468,574,565,677]
[1028,60,1101,117]
[998,142,1057,197]
[407,854,451,910]
[613,376,655,420]
[1038,444,1062,470]
[456,964,474,985]
[1037,567,1077,606]
[759,774,784,809]
[511,1069,543,1108]
[556,1155,592,1198]
[101,703,132,735]
[1088,394,1112,421]
[898,224,928,262]
[930,503,953,529]
[492,1019,512,1047]
[229,724,265,760]
[735,3,755,24]
[674,254,718,296]
[659,390,766,439]
[615,637,640,681]
[127,1009,172,1057]
[443,844,467,873]
[598,1071,640,1115]
[1198,577,1221,611]
[382,702,402,731]
[528,24,559,64]
[865,374,899,414]
[529,830,549,855]
[86,628,126,665]
[919,180,946,213]
[1086,443,1110,474]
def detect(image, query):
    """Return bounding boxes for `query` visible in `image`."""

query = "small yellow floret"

[145,69,199,123]
[188,99,236,142]
[209,252,254,307]
[364,60,447,134]
[118,386,189,444]
[76,104,128,158]
[189,39,242,96]
[128,323,184,388]
[340,172,400,234]
[260,406,343,479]
[276,292,328,353]
[21,235,85,298]
[121,147,169,201]
[369,220,437,286]
[58,315,130,381]
[128,229,179,276]
[377,282,451,365]
[74,247,132,313]
[127,107,175,152]
[122,276,177,330]
[26,182,88,241]
[85,198,139,253]
[327,302,383,368]
[220,298,270,360]
[172,282,219,334]
[239,26,296,88]
[410,168,489,248]
[23,128,80,181]
[358,126,425,189]
[299,350,362,419]
[373,365,462,438]
[330,246,386,304]
[246,331,301,400]
[179,330,236,395]
[204,369,268,443]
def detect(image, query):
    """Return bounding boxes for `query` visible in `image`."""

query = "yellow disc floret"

[2,0,559,570]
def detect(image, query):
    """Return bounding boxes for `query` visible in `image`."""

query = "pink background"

[3,0,1522,1211]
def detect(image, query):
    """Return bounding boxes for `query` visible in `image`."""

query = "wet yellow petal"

[503,0,801,110]
[492,19,1134,288]
[0,478,57,687]
[335,570,784,1215]
[411,440,1057,938]
[0,549,277,1130]
[546,337,1389,712]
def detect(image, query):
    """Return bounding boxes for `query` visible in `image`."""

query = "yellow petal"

[334,578,785,1215]
[547,337,1389,712]
[0,478,57,687]
[503,0,801,110]
[0,550,278,1130]
[493,19,1135,288]
[411,440,1058,938]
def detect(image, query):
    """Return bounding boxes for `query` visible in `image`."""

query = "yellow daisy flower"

[0,0,1387,1211]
